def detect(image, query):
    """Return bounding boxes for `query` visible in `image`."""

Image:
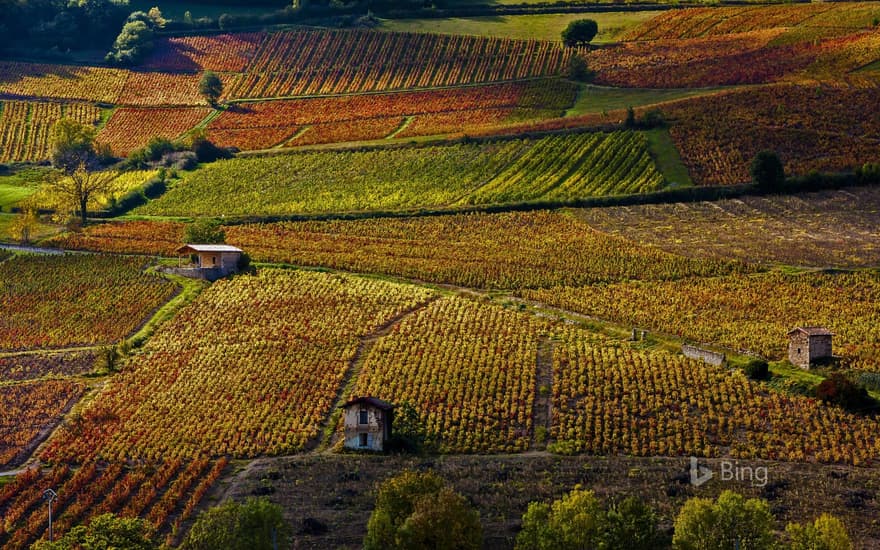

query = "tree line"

[34,470,853,549]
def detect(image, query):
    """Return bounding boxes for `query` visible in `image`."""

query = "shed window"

[212,256,217,266]
[359,410,368,425]
[359,433,368,447]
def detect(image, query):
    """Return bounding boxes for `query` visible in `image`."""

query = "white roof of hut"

[176,244,243,254]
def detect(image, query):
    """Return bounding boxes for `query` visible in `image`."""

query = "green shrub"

[816,373,877,414]
[750,151,785,190]
[561,19,599,47]
[743,358,770,381]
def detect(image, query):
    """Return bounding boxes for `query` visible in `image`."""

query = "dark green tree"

[190,134,232,163]
[180,498,290,550]
[31,513,157,550]
[105,20,155,65]
[605,496,668,550]
[750,151,785,190]
[567,55,595,82]
[387,401,430,453]
[625,106,637,128]
[365,470,480,550]
[199,71,224,106]
[562,19,599,48]
[743,358,770,381]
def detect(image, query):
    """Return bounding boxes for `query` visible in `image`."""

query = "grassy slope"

[566,85,727,116]
[0,169,52,210]
[0,185,35,210]
[0,214,63,243]
[645,128,693,187]
[379,12,661,43]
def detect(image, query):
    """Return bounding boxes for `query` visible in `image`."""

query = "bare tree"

[48,118,114,225]
[45,163,116,226]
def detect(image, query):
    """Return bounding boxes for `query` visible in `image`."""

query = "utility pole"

[43,489,57,542]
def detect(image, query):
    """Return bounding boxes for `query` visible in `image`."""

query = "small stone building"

[175,244,243,281]
[788,327,833,369]
[341,396,394,452]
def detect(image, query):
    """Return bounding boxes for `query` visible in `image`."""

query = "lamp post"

[43,489,57,542]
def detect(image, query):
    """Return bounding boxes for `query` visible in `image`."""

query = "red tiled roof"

[340,396,394,410]
[788,327,833,337]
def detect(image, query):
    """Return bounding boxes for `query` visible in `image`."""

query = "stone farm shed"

[341,397,394,452]
[175,244,243,281]
[788,327,833,369]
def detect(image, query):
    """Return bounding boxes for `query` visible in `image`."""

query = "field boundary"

[531,335,555,451]
[117,168,879,227]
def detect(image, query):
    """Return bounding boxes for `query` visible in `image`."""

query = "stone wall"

[682,344,726,366]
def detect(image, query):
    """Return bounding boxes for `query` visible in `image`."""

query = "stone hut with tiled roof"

[341,396,394,452]
[788,327,833,369]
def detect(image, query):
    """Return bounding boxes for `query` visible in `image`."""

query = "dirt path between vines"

[309,295,441,453]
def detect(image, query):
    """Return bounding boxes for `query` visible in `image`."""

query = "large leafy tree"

[180,497,290,550]
[365,470,481,550]
[31,513,157,550]
[516,488,666,550]
[605,496,667,550]
[199,71,224,106]
[786,513,852,550]
[516,487,607,549]
[673,490,775,550]
[50,117,99,173]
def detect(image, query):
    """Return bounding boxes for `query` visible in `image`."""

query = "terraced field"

[50,212,747,288]
[133,131,667,217]
[206,79,577,150]
[0,101,101,163]
[577,186,880,267]
[225,29,572,98]
[524,270,880,372]
[2,7,879,548]
[96,107,211,156]
[663,84,880,185]
[41,269,436,462]
[0,254,177,351]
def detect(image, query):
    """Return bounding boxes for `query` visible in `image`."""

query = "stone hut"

[788,327,833,369]
[341,396,394,452]
[175,244,243,281]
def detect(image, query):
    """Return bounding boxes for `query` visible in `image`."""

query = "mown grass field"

[565,85,727,116]
[0,184,35,210]
[378,12,661,43]
[0,168,53,211]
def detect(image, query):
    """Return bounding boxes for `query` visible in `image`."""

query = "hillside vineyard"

[1,2,879,548]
